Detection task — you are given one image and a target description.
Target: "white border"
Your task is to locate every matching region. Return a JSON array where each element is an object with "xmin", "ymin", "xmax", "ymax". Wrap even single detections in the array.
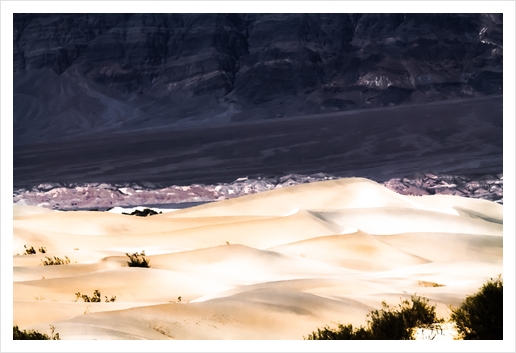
[{"xmin": 2, "ymin": 1, "xmax": 515, "ymax": 352}]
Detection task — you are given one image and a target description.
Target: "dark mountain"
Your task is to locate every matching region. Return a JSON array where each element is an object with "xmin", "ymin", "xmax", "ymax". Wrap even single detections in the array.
[{"xmin": 13, "ymin": 13, "xmax": 503, "ymax": 145}]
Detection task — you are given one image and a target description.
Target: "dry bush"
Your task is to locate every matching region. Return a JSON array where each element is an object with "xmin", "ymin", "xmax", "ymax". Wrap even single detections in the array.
[
  {"xmin": 23, "ymin": 245, "xmax": 36, "ymax": 255},
  {"xmin": 13, "ymin": 325, "xmax": 60, "ymax": 340},
  {"xmin": 75, "ymin": 289, "xmax": 115, "ymax": 303},
  {"xmin": 450, "ymin": 275, "xmax": 503, "ymax": 340},
  {"xmin": 126, "ymin": 251, "xmax": 150, "ymax": 268},
  {"xmin": 306, "ymin": 295, "xmax": 442, "ymax": 340},
  {"xmin": 41, "ymin": 256, "xmax": 70, "ymax": 266}
]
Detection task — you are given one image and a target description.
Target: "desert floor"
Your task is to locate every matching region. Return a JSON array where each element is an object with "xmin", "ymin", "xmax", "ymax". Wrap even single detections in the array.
[
  {"xmin": 14, "ymin": 95, "xmax": 503, "ymax": 189},
  {"xmin": 10, "ymin": 177, "xmax": 505, "ymax": 345}
]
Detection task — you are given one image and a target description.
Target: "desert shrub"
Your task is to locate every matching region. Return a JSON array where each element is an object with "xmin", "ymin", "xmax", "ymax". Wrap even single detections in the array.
[
  {"xmin": 105, "ymin": 295, "xmax": 117, "ymax": 303},
  {"xmin": 24, "ymin": 245, "xmax": 36, "ymax": 255},
  {"xmin": 41, "ymin": 256, "xmax": 70, "ymax": 266},
  {"xmin": 305, "ymin": 324, "xmax": 371, "ymax": 340},
  {"xmin": 75, "ymin": 289, "xmax": 101, "ymax": 303},
  {"xmin": 126, "ymin": 251, "xmax": 150, "ymax": 268},
  {"xmin": 13, "ymin": 325, "xmax": 60, "ymax": 340},
  {"xmin": 418, "ymin": 280, "xmax": 444, "ymax": 287},
  {"xmin": 450, "ymin": 276, "xmax": 503, "ymax": 340},
  {"xmin": 305, "ymin": 295, "xmax": 442, "ymax": 340},
  {"xmin": 367, "ymin": 296, "xmax": 442, "ymax": 340},
  {"xmin": 75, "ymin": 289, "xmax": 116, "ymax": 303},
  {"xmin": 38, "ymin": 246, "xmax": 46, "ymax": 254}
]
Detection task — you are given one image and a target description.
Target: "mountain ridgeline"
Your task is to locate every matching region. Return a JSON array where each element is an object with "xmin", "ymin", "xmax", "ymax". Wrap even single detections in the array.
[{"xmin": 13, "ymin": 13, "xmax": 502, "ymax": 144}]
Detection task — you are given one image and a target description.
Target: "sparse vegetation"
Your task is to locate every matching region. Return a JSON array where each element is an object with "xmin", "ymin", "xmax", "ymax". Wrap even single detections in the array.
[
  {"xmin": 13, "ymin": 325, "xmax": 60, "ymax": 340},
  {"xmin": 307, "ymin": 276, "xmax": 503, "ymax": 340},
  {"xmin": 450, "ymin": 275, "xmax": 503, "ymax": 340},
  {"xmin": 418, "ymin": 280, "xmax": 444, "ymax": 287},
  {"xmin": 41, "ymin": 256, "xmax": 71, "ymax": 266},
  {"xmin": 368, "ymin": 296, "xmax": 443, "ymax": 340},
  {"xmin": 75, "ymin": 289, "xmax": 116, "ymax": 303},
  {"xmin": 306, "ymin": 323, "xmax": 371, "ymax": 340},
  {"xmin": 305, "ymin": 295, "xmax": 442, "ymax": 340},
  {"xmin": 23, "ymin": 245, "xmax": 36, "ymax": 255},
  {"xmin": 23, "ymin": 245, "xmax": 55, "ymax": 258},
  {"xmin": 75, "ymin": 289, "xmax": 101, "ymax": 303},
  {"xmin": 105, "ymin": 295, "xmax": 117, "ymax": 303},
  {"xmin": 126, "ymin": 251, "xmax": 150, "ymax": 268}
]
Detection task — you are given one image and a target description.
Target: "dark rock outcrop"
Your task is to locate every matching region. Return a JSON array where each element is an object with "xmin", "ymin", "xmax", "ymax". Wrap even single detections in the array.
[
  {"xmin": 383, "ymin": 172, "xmax": 503, "ymax": 204},
  {"xmin": 13, "ymin": 172, "xmax": 503, "ymax": 211},
  {"xmin": 122, "ymin": 208, "xmax": 161, "ymax": 217},
  {"xmin": 14, "ymin": 14, "xmax": 503, "ymax": 144}
]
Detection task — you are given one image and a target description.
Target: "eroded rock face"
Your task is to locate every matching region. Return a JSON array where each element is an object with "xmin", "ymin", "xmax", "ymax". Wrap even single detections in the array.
[
  {"xmin": 14, "ymin": 14, "xmax": 503, "ymax": 144},
  {"xmin": 13, "ymin": 173, "xmax": 503, "ymax": 211},
  {"xmin": 383, "ymin": 172, "xmax": 503, "ymax": 203}
]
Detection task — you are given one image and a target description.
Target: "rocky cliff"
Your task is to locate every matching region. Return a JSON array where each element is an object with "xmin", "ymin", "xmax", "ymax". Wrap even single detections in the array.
[{"xmin": 13, "ymin": 13, "xmax": 503, "ymax": 145}]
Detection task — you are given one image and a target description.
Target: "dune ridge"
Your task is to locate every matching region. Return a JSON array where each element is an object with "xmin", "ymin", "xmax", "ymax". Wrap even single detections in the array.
[{"xmin": 12, "ymin": 177, "xmax": 503, "ymax": 340}]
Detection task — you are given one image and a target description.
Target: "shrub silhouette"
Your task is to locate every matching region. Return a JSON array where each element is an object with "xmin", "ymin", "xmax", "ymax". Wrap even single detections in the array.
[
  {"xmin": 38, "ymin": 246, "xmax": 46, "ymax": 254},
  {"xmin": 126, "ymin": 251, "xmax": 150, "ymax": 268},
  {"xmin": 450, "ymin": 275, "xmax": 503, "ymax": 340},
  {"xmin": 75, "ymin": 289, "xmax": 116, "ymax": 303},
  {"xmin": 122, "ymin": 208, "xmax": 161, "ymax": 216},
  {"xmin": 23, "ymin": 245, "xmax": 36, "ymax": 255},
  {"xmin": 75, "ymin": 289, "xmax": 102, "ymax": 303},
  {"xmin": 306, "ymin": 324, "xmax": 372, "ymax": 340},
  {"xmin": 105, "ymin": 295, "xmax": 117, "ymax": 303},
  {"xmin": 41, "ymin": 256, "xmax": 70, "ymax": 266},
  {"xmin": 306, "ymin": 295, "xmax": 441, "ymax": 340},
  {"xmin": 13, "ymin": 325, "xmax": 60, "ymax": 340}
]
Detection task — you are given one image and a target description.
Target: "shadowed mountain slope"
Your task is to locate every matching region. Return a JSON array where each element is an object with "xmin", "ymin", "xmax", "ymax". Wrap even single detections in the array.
[{"xmin": 14, "ymin": 13, "xmax": 502, "ymax": 144}]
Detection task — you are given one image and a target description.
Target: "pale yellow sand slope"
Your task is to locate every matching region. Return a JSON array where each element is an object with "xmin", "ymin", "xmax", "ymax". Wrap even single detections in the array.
[
  {"xmin": 14, "ymin": 210, "xmax": 273, "ymax": 236},
  {"xmin": 28, "ymin": 289, "xmax": 373, "ymax": 340},
  {"xmin": 12, "ymin": 177, "xmax": 503, "ymax": 340},
  {"xmin": 309, "ymin": 207, "xmax": 502, "ymax": 236},
  {"xmin": 166, "ymin": 178, "xmax": 434, "ymax": 218},
  {"xmin": 141, "ymin": 210, "xmax": 339, "ymax": 250},
  {"xmin": 268, "ymin": 230, "xmax": 430, "ymax": 271},
  {"xmin": 13, "ymin": 210, "xmax": 336, "ymax": 255},
  {"xmin": 377, "ymin": 232, "xmax": 502, "ymax": 263}
]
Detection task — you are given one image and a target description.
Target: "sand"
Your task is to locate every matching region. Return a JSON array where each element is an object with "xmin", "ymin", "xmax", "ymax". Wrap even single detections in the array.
[{"xmin": 10, "ymin": 177, "xmax": 505, "ymax": 343}]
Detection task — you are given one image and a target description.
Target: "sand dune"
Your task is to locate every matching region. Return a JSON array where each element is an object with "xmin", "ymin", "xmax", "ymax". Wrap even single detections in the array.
[
  {"xmin": 377, "ymin": 232, "xmax": 502, "ymax": 263},
  {"xmin": 167, "ymin": 178, "xmax": 426, "ymax": 218},
  {"xmin": 27, "ymin": 289, "xmax": 373, "ymax": 340},
  {"xmin": 147, "ymin": 244, "xmax": 354, "ymax": 282},
  {"xmin": 309, "ymin": 207, "xmax": 502, "ymax": 236},
  {"xmin": 14, "ymin": 209, "xmax": 274, "ymax": 236},
  {"xmin": 154, "ymin": 210, "xmax": 340, "ymax": 250},
  {"xmin": 11, "ymin": 177, "xmax": 504, "ymax": 340},
  {"xmin": 191, "ymin": 277, "xmax": 401, "ymax": 304},
  {"xmin": 13, "ymin": 210, "xmax": 334, "ymax": 255},
  {"xmin": 13, "ymin": 301, "xmax": 149, "ymax": 329},
  {"xmin": 409, "ymin": 194, "xmax": 503, "ymax": 224},
  {"xmin": 269, "ymin": 230, "xmax": 430, "ymax": 271}
]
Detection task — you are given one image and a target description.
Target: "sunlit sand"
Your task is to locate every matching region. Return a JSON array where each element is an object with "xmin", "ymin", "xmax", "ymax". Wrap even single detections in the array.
[{"xmin": 12, "ymin": 177, "xmax": 503, "ymax": 340}]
